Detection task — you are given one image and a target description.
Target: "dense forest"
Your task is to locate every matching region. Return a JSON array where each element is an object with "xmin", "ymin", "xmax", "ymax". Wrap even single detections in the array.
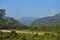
[{"xmin": 0, "ymin": 9, "xmax": 60, "ymax": 40}]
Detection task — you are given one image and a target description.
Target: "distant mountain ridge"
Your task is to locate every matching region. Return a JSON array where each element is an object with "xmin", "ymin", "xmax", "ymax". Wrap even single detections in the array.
[
  {"xmin": 30, "ymin": 13, "xmax": 60, "ymax": 27},
  {"xmin": 18, "ymin": 17, "xmax": 38, "ymax": 25}
]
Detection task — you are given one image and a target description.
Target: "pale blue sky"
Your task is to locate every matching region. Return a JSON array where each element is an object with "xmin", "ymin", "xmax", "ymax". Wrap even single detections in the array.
[{"xmin": 0, "ymin": 0, "xmax": 60, "ymax": 19}]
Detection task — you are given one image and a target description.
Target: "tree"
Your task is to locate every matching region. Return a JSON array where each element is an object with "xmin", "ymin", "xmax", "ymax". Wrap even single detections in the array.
[
  {"xmin": 0, "ymin": 9, "xmax": 6, "ymax": 29},
  {"xmin": 0, "ymin": 9, "xmax": 6, "ymax": 19},
  {"xmin": 7, "ymin": 17, "xmax": 22, "ymax": 29}
]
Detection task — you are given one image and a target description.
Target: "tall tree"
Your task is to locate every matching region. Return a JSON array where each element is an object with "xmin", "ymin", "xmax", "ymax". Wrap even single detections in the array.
[
  {"xmin": 0, "ymin": 9, "xmax": 6, "ymax": 29},
  {"xmin": 0, "ymin": 9, "xmax": 6, "ymax": 19},
  {"xmin": 7, "ymin": 17, "xmax": 21, "ymax": 29}
]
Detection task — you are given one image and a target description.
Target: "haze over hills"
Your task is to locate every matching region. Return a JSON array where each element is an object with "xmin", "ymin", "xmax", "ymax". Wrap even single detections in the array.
[
  {"xmin": 18, "ymin": 17, "xmax": 38, "ymax": 25},
  {"xmin": 30, "ymin": 13, "xmax": 60, "ymax": 27}
]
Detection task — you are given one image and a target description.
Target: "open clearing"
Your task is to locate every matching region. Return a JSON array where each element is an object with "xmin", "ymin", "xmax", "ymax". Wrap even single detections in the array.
[{"xmin": 1, "ymin": 30, "xmax": 57, "ymax": 35}]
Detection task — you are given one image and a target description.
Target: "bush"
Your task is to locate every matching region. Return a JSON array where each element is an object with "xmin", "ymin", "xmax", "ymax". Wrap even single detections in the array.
[
  {"xmin": 34, "ymin": 32, "xmax": 39, "ymax": 37},
  {"xmin": 0, "ymin": 30, "xmax": 3, "ymax": 35},
  {"xmin": 44, "ymin": 33, "xmax": 50, "ymax": 36},
  {"xmin": 10, "ymin": 30, "xmax": 18, "ymax": 37},
  {"xmin": 22, "ymin": 34, "xmax": 26, "ymax": 40},
  {"xmin": 57, "ymin": 31, "xmax": 60, "ymax": 34}
]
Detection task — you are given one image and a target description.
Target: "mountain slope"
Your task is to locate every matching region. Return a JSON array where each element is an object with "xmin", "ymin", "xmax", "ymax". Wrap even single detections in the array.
[
  {"xmin": 30, "ymin": 13, "xmax": 60, "ymax": 27},
  {"xmin": 18, "ymin": 17, "xmax": 38, "ymax": 25}
]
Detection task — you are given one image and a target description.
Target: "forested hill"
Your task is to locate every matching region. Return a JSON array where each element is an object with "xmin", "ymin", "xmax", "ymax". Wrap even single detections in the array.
[
  {"xmin": 0, "ymin": 9, "xmax": 27, "ymax": 29},
  {"xmin": 30, "ymin": 13, "xmax": 60, "ymax": 27}
]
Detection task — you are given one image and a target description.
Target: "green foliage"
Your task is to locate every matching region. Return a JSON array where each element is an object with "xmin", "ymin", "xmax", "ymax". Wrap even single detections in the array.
[
  {"xmin": 0, "ymin": 9, "xmax": 60, "ymax": 40},
  {"xmin": 10, "ymin": 30, "xmax": 18, "ymax": 36},
  {"xmin": 44, "ymin": 32, "xmax": 50, "ymax": 36},
  {"xmin": 33, "ymin": 32, "xmax": 39, "ymax": 37},
  {"xmin": 0, "ymin": 9, "xmax": 24, "ymax": 29},
  {"xmin": 29, "ymin": 13, "xmax": 60, "ymax": 32},
  {"xmin": 0, "ymin": 9, "xmax": 6, "ymax": 18},
  {"xmin": 22, "ymin": 35, "xmax": 26, "ymax": 40},
  {"xmin": 0, "ymin": 32, "xmax": 59, "ymax": 40},
  {"xmin": 0, "ymin": 30, "xmax": 3, "ymax": 35}
]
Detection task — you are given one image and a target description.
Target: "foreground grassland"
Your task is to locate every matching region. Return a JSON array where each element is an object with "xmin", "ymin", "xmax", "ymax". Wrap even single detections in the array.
[
  {"xmin": 1, "ymin": 30, "xmax": 49, "ymax": 35},
  {"xmin": 0, "ymin": 30, "xmax": 60, "ymax": 40}
]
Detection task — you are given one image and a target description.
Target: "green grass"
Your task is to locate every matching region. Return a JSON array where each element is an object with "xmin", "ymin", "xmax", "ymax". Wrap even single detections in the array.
[
  {"xmin": 1, "ymin": 30, "xmax": 57, "ymax": 35},
  {"xmin": 0, "ymin": 30, "xmax": 59, "ymax": 40}
]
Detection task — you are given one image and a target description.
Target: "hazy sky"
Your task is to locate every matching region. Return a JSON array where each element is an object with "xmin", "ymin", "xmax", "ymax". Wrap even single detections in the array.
[{"xmin": 0, "ymin": 0, "xmax": 60, "ymax": 19}]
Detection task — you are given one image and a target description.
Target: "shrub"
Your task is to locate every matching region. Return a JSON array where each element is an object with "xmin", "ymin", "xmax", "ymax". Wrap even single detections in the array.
[
  {"xmin": 0, "ymin": 30, "xmax": 3, "ymax": 35},
  {"xmin": 10, "ymin": 30, "xmax": 18, "ymax": 37},
  {"xmin": 44, "ymin": 32, "xmax": 50, "ymax": 36},
  {"xmin": 22, "ymin": 34, "xmax": 26, "ymax": 40}
]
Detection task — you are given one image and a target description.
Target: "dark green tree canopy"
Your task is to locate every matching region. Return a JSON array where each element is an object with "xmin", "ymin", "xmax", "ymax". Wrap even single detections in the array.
[{"xmin": 0, "ymin": 9, "xmax": 6, "ymax": 18}]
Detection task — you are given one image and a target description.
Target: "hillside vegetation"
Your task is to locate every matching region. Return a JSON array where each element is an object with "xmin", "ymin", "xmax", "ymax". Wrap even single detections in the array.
[
  {"xmin": 0, "ymin": 9, "xmax": 28, "ymax": 29},
  {"xmin": 30, "ymin": 13, "xmax": 60, "ymax": 32},
  {"xmin": 0, "ymin": 9, "xmax": 60, "ymax": 40}
]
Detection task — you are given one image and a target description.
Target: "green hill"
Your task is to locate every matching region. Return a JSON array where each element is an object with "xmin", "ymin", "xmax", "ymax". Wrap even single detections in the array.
[
  {"xmin": 30, "ymin": 13, "xmax": 60, "ymax": 27},
  {"xmin": 0, "ymin": 9, "xmax": 27, "ymax": 29}
]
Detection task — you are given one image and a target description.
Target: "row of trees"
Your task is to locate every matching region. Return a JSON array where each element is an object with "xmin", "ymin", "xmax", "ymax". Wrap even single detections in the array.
[{"xmin": 29, "ymin": 25, "xmax": 60, "ymax": 33}]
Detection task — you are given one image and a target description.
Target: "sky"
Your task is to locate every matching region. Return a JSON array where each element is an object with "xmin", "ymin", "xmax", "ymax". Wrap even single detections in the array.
[{"xmin": 0, "ymin": 0, "xmax": 60, "ymax": 19}]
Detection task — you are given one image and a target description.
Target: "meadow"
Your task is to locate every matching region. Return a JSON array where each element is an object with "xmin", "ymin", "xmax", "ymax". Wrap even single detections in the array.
[{"xmin": 0, "ymin": 30, "xmax": 60, "ymax": 40}]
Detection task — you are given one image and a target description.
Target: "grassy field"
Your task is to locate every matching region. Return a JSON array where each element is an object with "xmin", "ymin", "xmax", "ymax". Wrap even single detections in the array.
[
  {"xmin": 1, "ymin": 30, "xmax": 57, "ymax": 35},
  {"xmin": 0, "ymin": 30, "xmax": 59, "ymax": 40}
]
